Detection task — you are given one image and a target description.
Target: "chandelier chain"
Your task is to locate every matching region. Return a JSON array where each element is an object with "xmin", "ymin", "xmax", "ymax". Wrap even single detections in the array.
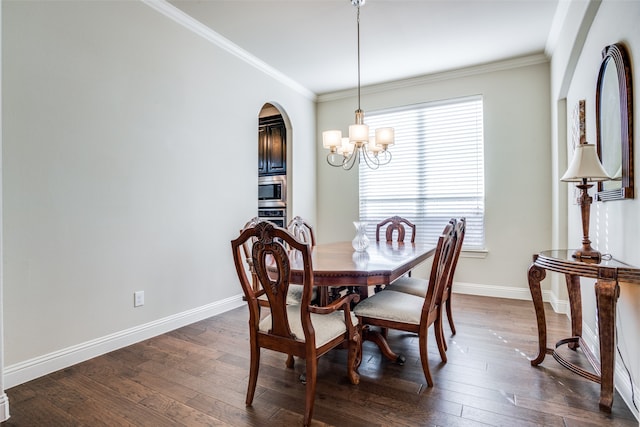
[{"xmin": 357, "ymin": 3, "xmax": 361, "ymax": 112}]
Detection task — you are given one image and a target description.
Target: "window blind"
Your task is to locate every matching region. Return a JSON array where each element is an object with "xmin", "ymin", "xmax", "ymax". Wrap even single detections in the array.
[{"xmin": 359, "ymin": 96, "xmax": 485, "ymax": 249}]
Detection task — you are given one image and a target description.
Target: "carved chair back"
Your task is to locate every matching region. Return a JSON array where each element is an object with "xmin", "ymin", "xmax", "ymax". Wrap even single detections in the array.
[
  {"xmin": 287, "ymin": 215, "xmax": 316, "ymax": 247},
  {"xmin": 376, "ymin": 216, "xmax": 416, "ymax": 243}
]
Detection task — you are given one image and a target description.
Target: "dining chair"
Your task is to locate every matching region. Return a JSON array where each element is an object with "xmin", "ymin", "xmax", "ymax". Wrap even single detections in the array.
[
  {"xmin": 386, "ymin": 218, "xmax": 466, "ymax": 343},
  {"xmin": 376, "ymin": 215, "xmax": 416, "ymax": 245},
  {"xmin": 286, "ymin": 216, "xmax": 319, "ymax": 305},
  {"xmin": 240, "ymin": 217, "xmax": 308, "ymax": 306},
  {"xmin": 375, "ymin": 216, "xmax": 416, "ymax": 293},
  {"xmin": 287, "ymin": 215, "xmax": 316, "ymax": 247},
  {"xmin": 353, "ymin": 220, "xmax": 458, "ymax": 386},
  {"xmin": 231, "ymin": 221, "xmax": 361, "ymax": 427}
]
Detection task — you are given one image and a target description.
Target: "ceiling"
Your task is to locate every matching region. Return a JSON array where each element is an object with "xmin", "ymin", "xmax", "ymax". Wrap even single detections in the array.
[{"xmin": 170, "ymin": 0, "xmax": 561, "ymax": 95}]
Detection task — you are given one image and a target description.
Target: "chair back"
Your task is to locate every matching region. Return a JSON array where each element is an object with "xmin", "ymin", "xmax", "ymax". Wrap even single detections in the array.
[
  {"xmin": 376, "ymin": 216, "xmax": 416, "ymax": 243},
  {"xmin": 287, "ymin": 216, "xmax": 316, "ymax": 247},
  {"xmin": 421, "ymin": 219, "xmax": 457, "ymax": 317},
  {"xmin": 232, "ymin": 221, "xmax": 315, "ymax": 341},
  {"xmin": 446, "ymin": 218, "xmax": 466, "ymax": 290},
  {"xmin": 239, "ymin": 217, "xmax": 261, "ymax": 292}
]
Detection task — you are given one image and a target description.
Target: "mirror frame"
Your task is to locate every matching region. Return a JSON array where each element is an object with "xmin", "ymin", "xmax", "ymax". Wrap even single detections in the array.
[{"xmin": 595, "ymin": 43, "xmax": 634, "ymax": 201}]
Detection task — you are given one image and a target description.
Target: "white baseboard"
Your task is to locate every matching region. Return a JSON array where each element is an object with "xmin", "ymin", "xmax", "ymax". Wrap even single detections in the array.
[
  {"xmin": 0, "ymin": 393, "xmax": 9, "ymax": 422},
  {"xmin": 3, "ymin": 295, "xmax": 245, "ymax": 389},
  {"xmin": 453, "ymin": 281, "xmax": 565, "ymax": 310},
  {"xmin": 579, "ymin": 321, "xmax": 640, "ymax": 421}
]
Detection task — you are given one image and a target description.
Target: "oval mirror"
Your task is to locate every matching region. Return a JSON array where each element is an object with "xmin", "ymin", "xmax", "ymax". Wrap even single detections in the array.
[{"xmin": 595, "ymin": 43, "xmax": 634, "ymax": 201}]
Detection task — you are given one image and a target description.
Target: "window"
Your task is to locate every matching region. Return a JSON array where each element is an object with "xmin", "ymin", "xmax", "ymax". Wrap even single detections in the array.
[{"xmin": 359, "ymin": 96, "xmax": 485, "ymax": 249}]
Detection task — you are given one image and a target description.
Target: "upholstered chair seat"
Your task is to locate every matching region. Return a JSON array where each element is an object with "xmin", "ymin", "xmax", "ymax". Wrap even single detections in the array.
[
  {"xmin": 259, "ymin": 305, "xmax": 359, "ymax": 347},
  {"xmin": 354, "ymin": 290, "xmax": 424, "ymax": 325},
  {"xmin": 385, "ymin": 276, "xmax": 428, "ymax": 298}
]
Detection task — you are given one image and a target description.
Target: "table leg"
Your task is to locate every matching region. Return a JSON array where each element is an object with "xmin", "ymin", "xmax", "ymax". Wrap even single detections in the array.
[
  {"xmin": 565, "ymin": 274, "xmax": 582, "ymax": 350},
  {"xmin": 362, "ymin": 326, "xmax": 406, "ymax": 364},
  {"xmin": 595, "ymin": 277, "xmax": 619, "ymax": 412},
  {"xmin": 528, "ymin": 260, "xmax": 548, "ymax": 366}
]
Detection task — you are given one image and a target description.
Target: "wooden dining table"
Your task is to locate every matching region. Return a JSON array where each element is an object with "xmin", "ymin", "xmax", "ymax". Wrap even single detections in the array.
[
  {"xmin": 287, "ymin": 240, "xmax": 436, "ymax": 363},
  {"xmin": 287, "ymin": 240, "xmax": 436, "ymax": 304}
]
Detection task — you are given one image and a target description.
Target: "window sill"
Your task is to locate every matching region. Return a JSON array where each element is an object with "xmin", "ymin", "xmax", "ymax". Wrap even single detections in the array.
[{"xmin": 461, "ymin": 249, "xmax": 488, "ymax": 259}]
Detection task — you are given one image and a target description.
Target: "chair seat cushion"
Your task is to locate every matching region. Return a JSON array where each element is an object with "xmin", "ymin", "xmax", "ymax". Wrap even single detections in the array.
[
  {"xmin": 354, "ymin": 290, "xmax": 424, "ymax": 325},
  {"xmin": 257, "ymin": 284, "xmax": 316, "ymax": 305},
  {"xmin": 259, "ymin": 305, "xmax": 358, "ymax": 347},
  {"xmin": 385, "ymin": 276, "xmax": 428, "ymax": 298},
  {"xmin": 286, "ymin": 284, "xmax": 317, "ymax": 305}
]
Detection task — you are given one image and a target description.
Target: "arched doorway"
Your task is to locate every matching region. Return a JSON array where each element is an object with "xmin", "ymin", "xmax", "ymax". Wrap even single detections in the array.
[{"xmin": 258, "ymin": 103, "xmax": 289, "ymax": 227}]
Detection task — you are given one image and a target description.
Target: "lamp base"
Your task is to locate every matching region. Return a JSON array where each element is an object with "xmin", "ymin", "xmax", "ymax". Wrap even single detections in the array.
[{"xmin": 571, "ymin": 248, "xmax": 602, "ymax": 263}]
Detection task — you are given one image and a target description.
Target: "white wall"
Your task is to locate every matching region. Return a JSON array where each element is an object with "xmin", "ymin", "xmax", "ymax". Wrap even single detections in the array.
[
  {"xmin": 1, "ymin": 0, "xmax": 316, "ymax": 385},
  {"xmin": 559, "ymin": 0, "xmax": 640, "ymax": 417},
  {"xmin": 317, "ymin": 59, "xmax": 553, "ymax": 298}
]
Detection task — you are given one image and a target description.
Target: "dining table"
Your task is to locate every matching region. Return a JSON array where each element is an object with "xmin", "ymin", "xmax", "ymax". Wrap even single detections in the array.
[
  {"xmin": 287, "ymin": 240, "xmax": 436, "ymax": 302},
  {"xmin": 287, "ymin": 240, "xmax": 437, "ymax": 362}
]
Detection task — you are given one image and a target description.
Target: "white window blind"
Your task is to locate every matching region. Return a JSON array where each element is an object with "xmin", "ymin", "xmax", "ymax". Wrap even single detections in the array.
[{"xmin": 359, "ymin": 96, "xmax": 485, "ymax": 249}]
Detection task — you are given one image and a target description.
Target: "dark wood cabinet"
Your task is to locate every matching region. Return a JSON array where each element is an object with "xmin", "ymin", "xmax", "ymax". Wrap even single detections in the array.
[{"xmin": 258, "ymin": 116, "xmax": 286, "ymax": 176}]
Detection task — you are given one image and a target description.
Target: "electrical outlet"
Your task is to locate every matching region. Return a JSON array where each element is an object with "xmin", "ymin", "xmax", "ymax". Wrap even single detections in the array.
[{"xmin": 134, "ymin": 291, "xmax": 144, "ymax": 307}]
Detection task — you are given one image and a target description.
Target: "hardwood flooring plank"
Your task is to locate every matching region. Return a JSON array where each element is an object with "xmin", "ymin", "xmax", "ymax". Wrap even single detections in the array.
[{"xmin": 515, "ymin": 395, "xmax": 639, "ymax": 427}]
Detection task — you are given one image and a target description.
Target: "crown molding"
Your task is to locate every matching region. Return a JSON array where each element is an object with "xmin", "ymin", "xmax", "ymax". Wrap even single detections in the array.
[
  {"xmin": 142, "ymin": 0, "xmax": 316, "ymax": 101},
  {"xmin": 318, "ymin": 53, "xmax": 549, "ymax": 103}
]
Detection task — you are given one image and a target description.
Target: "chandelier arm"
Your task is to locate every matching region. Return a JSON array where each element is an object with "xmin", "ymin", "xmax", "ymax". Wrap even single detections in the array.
[
  {"xmin": 377, "ymin": 149, "xmax": 392, "ymax": 166},
  {"xmin": 361, "ymin": 146, "xmax": 381, "ymax": 170},
  {"xmin": 326, "ymin": 154, "xmax": 341, "ymax": 167},
  {"xmin": 342, "ymin": 149, "xmax": 358, "ymax": 170},
  {"xmin": 326, "ymin": 150, "xmax": 348, "ymax": 167}
]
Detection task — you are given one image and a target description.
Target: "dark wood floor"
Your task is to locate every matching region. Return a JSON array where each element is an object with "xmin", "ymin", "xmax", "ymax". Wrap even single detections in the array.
[{"xmin": 3, "ymin": 294, "xmax": 637, "ymax": 426}]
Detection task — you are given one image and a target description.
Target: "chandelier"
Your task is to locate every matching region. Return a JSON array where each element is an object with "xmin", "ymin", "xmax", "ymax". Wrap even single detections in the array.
[{"xmin": 322, "ymin": 0, "xmax": 395, "ymax": 170}]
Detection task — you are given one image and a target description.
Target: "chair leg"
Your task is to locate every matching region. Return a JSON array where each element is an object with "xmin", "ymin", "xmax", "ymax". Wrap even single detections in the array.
[
  {"xmin": 446, "ymin": 295, "xmax": 456, "ymax": 335},
  {"xmin": 418, "ymin": 333, "xmax": 434, "ymax": 387},
  {"xmin": 286, "ymin": 354, "xmax": 294, "ymax": 368},
  {"xmin": 246, "ymin": 344, "xmax": 260, "ymax": 405},
  {"xmin": 303, "ymin": 358, "xmax": 318, "ymax": 427},
  {"xmin": 347, "ymin": 327, "xmax": 361, "ymax": 384},
  {"xmin": 435, "ymin": 310, "xmax": 448, "ymax": 363}
]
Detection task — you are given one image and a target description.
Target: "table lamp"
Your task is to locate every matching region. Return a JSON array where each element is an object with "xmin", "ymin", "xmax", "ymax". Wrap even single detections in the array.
[{"xmin": 561, "ymin": 143, "xmax": 611, "ymax": 262}]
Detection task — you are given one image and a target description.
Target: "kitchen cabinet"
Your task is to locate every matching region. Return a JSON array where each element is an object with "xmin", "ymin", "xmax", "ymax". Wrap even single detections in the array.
[{"xmin": 258, "ymin": 116, "xmax": 286, "ymax": 176}]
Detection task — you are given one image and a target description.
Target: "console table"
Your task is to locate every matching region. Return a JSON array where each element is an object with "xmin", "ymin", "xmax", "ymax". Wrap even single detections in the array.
[{"xmin": 527, "ymin": 250, "xmax": 640, "ymax": 411}]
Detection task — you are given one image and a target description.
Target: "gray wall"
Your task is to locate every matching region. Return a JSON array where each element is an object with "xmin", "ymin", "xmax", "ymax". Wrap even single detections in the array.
[{"xmin": 2, "ymin": 0, "xmax": 316, "ymax": 378}]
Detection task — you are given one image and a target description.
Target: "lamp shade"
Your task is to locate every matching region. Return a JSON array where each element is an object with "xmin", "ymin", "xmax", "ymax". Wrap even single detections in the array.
[
  {"xmin": 561, "ymin": 144, "xmax": 611, "ymax": 182},
  {"xmin": 349, "ymin": 124, "xmax": 369, "ymax": 143},
  {"xmin": 339, "ymin": 137, "xmax": 354, "ymax": 156},
  {"xmin": 322, "ymin": 130, "xmax": 342, "ymax": 149},
  {"xmin": 375, "ymin": 127, "xmax": 395, "ymax": 147}
]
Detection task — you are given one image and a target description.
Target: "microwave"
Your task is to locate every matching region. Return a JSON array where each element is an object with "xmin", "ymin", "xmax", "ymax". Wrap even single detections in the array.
[{"xmin": 258, "ymin": 175, "xmax": 286, "ymax": 208}]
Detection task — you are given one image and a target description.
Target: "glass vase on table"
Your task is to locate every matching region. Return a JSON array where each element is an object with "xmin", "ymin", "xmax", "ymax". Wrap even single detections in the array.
[{"xmin": 352, "ymin": 221, "xmax": 369, "ymax": 252}]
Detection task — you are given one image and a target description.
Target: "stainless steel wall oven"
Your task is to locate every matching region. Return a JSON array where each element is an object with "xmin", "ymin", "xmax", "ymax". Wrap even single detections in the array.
[{"xmin": 258, "ymin": 175, "xmax": 286, "ymax": 208}]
